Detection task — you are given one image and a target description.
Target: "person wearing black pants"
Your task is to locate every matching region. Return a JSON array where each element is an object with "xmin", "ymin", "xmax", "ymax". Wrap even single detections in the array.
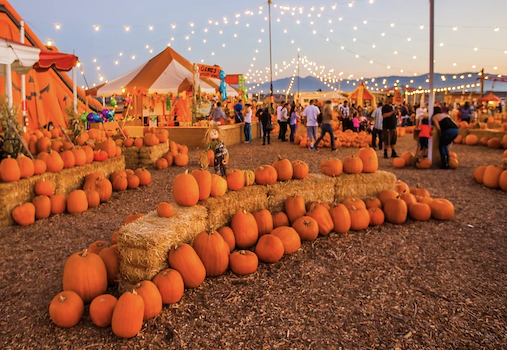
[
  {"xmin": 259, "ymin": 103, "xmax": 271, "ymax": 145},
  {"xmin": 279, "ymin": 103, "xmax": 289, "ymax": 142},
  {"xmin": 314, "ymin": 101, "xmax": 336, "ymax": 151},
  {"xmin": 371, "ymin": 102, "xmax": 383, "ymax": 150}
]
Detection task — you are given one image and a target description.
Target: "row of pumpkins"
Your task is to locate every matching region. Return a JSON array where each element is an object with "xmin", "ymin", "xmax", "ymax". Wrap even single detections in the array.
[
  {"xmin": 473, "ymin": 163, "xmax": 507, "ymax": 191},
  {"xmin": 49, "ymin": 179, "xmax": 454, "ymax": 338},
  {"xmin": 454, "ymin": 134, "xmax": 507, "ymax": 149},
  {"xmin": 393, "ymin": 151, "xmax": 460, "ymax": 169},
  {"xmin": 458, "ymin": 120, "xmax": 507, "ymax": 131},
  {"xmin": 155, "ymin": 142, "xmax": 191, "ymax": 169},
  {"xmin": 171, "ymin": 148, "xmax": 379, "ymax": 208},
  {"xmin": 11, "ymin": 168, "xmax": 152, "ymax": 226}
]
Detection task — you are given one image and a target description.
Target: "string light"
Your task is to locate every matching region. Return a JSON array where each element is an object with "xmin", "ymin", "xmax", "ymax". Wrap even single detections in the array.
[
  {"xmin": 94, "ymin": 25, "xmax": 99, "ymax": 31},
  {"xmin": 125, "ymin": 25, "xmax": 130, "ymax": 32},
  {"xmin": 55, "ymin": 23, "xmax": 60, "ymax": 30}
]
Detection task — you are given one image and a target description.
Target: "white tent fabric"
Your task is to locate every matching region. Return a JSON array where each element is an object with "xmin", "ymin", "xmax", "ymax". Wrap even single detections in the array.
[
  {"xmin": 0, "ymin": 38, "xmax": 40, "ymax": 77},
  {"xmin": 96, "ymin": 61, "xmax": 149, "ymax": 96},
  {"xmin": 148, "ymin": 60, "xmax": 217, "ymax": 94}
]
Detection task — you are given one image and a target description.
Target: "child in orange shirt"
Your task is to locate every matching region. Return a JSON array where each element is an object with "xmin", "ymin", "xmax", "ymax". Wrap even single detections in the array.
[{"xmin": 417, "ymin": 117, "xmax": 431, "ymax": 162}]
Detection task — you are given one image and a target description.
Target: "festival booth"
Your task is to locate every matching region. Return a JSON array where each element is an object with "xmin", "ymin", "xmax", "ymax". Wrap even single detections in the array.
[
  {"xmin": 349, "ymin": 81, "xmax": 376, "ymax": 107},
  {"xmin": 96, "ymin": 47, "xmax": 258, "ymax": 148}
]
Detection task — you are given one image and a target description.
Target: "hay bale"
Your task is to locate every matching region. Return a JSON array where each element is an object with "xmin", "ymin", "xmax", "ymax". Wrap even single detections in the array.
[
  {"xmin": 200, "ymin": 185, "xmax": 269, "ymax": 230},
  {"xmin": 334, "ymin": 170, "xmax": 396, "ymax": 202},
  {"xmin": 466, "ymin": 129, "xmax": 507, "ymax": 141},
  {"xmin": 138, "ymin": 142, "xmax": 169, "ymax": 168},
  {"xmin": 121, "ymin": 146, "xmax": 141, "ymax": 170},
  {"xmin": 267, "ymin": 174, "xmax": 336, "ymax": 212},
  {"xmin": 119, "ymin": 261, "xmax": 168, "ymax": 286}
]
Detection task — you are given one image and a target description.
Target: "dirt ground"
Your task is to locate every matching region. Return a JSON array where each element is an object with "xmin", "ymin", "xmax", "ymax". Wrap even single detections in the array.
[{"xmin": 1, "ymin": 132, "xmax": 506, "ymax": 350}]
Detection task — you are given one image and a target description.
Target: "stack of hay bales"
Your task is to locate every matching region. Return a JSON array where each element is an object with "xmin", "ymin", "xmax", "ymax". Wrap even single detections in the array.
[
  {"xmin": 121, "ymin": 146, "xmax": 140, "ymax": 170},
  {"xmin": 334, "ymin": 170, "xmax": 396, "ymax": 202},
  {"xmin": 121, "ymin": 142, "xmax": 169, "ymax": 169},
  {"xmin": 117, "ymin": 204, "xmax": 208, "ymax": 293}
]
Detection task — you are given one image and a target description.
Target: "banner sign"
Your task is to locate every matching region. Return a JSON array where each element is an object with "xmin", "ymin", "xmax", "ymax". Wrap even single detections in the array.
[{"xmin": 197, "ymin": 64, "xmax": 221, "ymax": 79}]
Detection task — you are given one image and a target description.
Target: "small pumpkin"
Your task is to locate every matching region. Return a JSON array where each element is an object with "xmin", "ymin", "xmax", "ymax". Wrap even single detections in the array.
[
  {"xmin": 272, "ymin": 155, "xmax": 293, "ymax": 181},
  {"xmin": 33, "ymin": 195, "xmax": 51, "ymax": 220},
  {"xmin": 254, "ymin": 165, "xmax": 277, "ymax": 185},
  {"xmin": 157, "ymin": 202, "xmax": 174, "ymax": 218},
  {"xmin": 410, "ymin": 185, "xmax": 430, "ymax": 198},
  {"xmin": 72, "ymin": 147, "xmax": 87, "ymax": 166},
  {"xmin": 88, "ymin": 241, "xmax": 109, "ymax": 255},
  {"xmin": 168, "ymin": 244, "xmax": 206, "ymax": 288},
  {"xmin": 50, "ymin": 194, "xmax": 66, "ymax": 215},
  {"xmin": 499, "ymin": 170, "xmax": 507, "ymax": 191},
  {"xmin": 307, "ymin": 204, "xmax": 334, "ymax": 235},
  {"xmin": 153, "ymin": 269, "xmax": 184, "ymax": 304},
  {"xmin": 292, "ymin": 160, "xmax": 309, "ymax": 179},
  {"xmin": 429, "ymin": 198, "xmax": 454, "ymax": 221},
  {"xmin": 416, "ymin": 158, "xmax": 432, "ymax": 169},
  {"xmin": 342, "ymin": 155, "xmax": 363, "ymax": 174},
  {"xmin": 342, "ymin": 197, "xmax": 366, "ymax": 210},
  {"xmin": 35, "ymin": 180, "xmax": 55, "ymax": 196},
  {"xmin": 111, "ymin": 291, "xmax": 145, "ymax": 338},
  {"xmin": 193, "ymin": 230, "xmax": 230, "ymax": 277},
  {"xmin": 0, "ymin": 156, "xmax": 21, "ymax": 182},
  {"xmin": 329, "ymin": 203, "xmax": 351, "ymax": 233},
  {"xmin": 357, "ymin": 146, "xmax": 378, "ymax": 173},
  {"xmin": 98, "ymin": 245, "xmax": 119, "ymax": 285},
  {"xmin": 174, "ymin": 153, "xmax": 189, "ymax": 167},
  {"xmin": 271, "ymin": 226, "xmax": 301, "ymax": 254},
  {"xmin": 218, "ymin": 226, "xmax": 236, "ymax": 252},
  {"xmin": 127, "ymin": 174, "xmax": 140, "ymax": 189},
  {"xmin": 401, "ymin": 151, "xmax": 414, "ymax": 166},
  {"xmin": 394, "ymin": 180, "xmax": 410, "ymax": 194},
  {"xmin": 191, "ymin": 169, "xmax": 212, "ymax": 200},
  {"xmin": 255, "ymin": 234, "xmax": 284, "ymax": 263},
  {"xmin": 85, "ymin": 189, "xmax": 100, "ymax": 208},
  {"xmin": 155, "ymin": 158, "xmax": 168, "ymax": 170},
  {"xmin": 132, "ymin": 280, "xmax": 162, "ymax": 320},
  {"xmin": 12, "ymin": 202, "xmax": 36, "ymax": 226},
  {"xmin": 124, "ymin": 213, "xmax": 145, "ymax": 225},
  {"xmin": 33, "ymin": 159, "xmax": 47, "ymax": 175},
  {"xmin": 292, "ymin": 216, "xmax": 319, "ymax": 241},
  {"xmin": 285, "ymin": 195, "xmax": 306, "ymax": 225},
  {"xmin": 365, "ymin": 197, "xmax": 382, "ymax": 209},
  {"xmin": 173, "ymin": 170, "xmax": 199, "ymax": 206},
  {"xmin": 473, "ymin": 166, "xmax": 487, "ymax": 184},
  {"xmin": 112, "ymin": 176, "xmax": 128, "ymax": 191},
  {"xmin": 252, "ymin": 209, "xmax": 274, "ymax": 236},
  {"xmin": 243, "ymin": 170, "xmax": 256, "ymax": 186},
  {"xmin": 378, "ymin": 189, "xmax": 399, "ymax": 206},
  {"xmin": 408, "ymin": 202, "xmax": 432, "ymax": 221},
  {"xmin": 17, "ymin": 154, "xmax": 34, "ymax": 178},
  {"xmin": 320, "ymin": 158, "xmax": 343, "ymax": 177},
  {"xmin": 368, "ymin": 207, "xmax": 385, "ymax": 226},
  {"xmin": 483, "ymin": 165, "xmax": 503, "ymax": 189},
  {"xmin": 272, "ymin": 211, "xmax": 290, "ymax": 228},
  {"xmin": 49, "ymin": 291, "xmax": 84, "ymax": 328},
  {"xmin": 231, "ymin": 210, "xmax": 259, "ymax": 249},
  {"xmin": 229, "ymin": 250, "xmax": 258, "ymax": 275},
  {"xmin": 60, "ymin": 150, "xmax": 76, "ymax": 169},
  {"xmin": 89, "ymin": 294, "xmax": 117, "ymax": 327},
  {"xmin": 210, "ymin": 174, "xmax": 227, "ymax": 197},
  {"xmin": 393, "ymin": 157, "xmax": 406, "ymax": 168},
  {"xmin": 348, "ymin": 206, "xmax": 370, "ymax": 230},
  {"xmin": 135, "ymin": 168, "xmax": 151, "ymax": 185},
  {"xmin": 226, "ymin": 169, "xmax": 245, "ymax": 191},
  {"xmin": 45, "ymin": 150, "xmax": 64, "ymax": 173},
  {"xmin": 383, "ymin": 197, "xmax": 408, "ymax": 225}
]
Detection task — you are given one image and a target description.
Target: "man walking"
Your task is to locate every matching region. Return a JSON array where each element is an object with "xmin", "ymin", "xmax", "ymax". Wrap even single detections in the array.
[
  {"xmin": 276, "ymin": 102, "xmax": 284, "ymax": 139},
  {"xmin": 302, "ymin": 100, "xmax": 319, "ymax": 150},
  {"xmin": 339, "ymin": 100, "xmax": 350, "ymax": 131},
  {"xmin": 382, "ymin": 96, "xmax": 399, "ymax": 158},
  {"xmin": 314, "ymin": 101, "xmax": 336, "ymax": 151},
  {"xmin": 371, "ymin": 102, "xmax": 383, "ymax": 150}
]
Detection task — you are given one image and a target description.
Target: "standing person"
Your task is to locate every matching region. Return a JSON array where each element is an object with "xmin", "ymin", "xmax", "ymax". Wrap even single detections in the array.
[
  {"xmin": 382, "ymin": 95, "xmax": 399, "ymax": 158},
  {"xmin": 352, "ymin": 114, "xmax": 360, "ymax": 132},
  {"xmin": 256, "ymin": 102, "xmax": 264, "ymax": 137},
  {"xmin": 302, "ymin": 100, "xmax": 320, "ymax": 149},
  {"xmin": 289, "ymin": 106, "xmax": 300, "ymax": 142},
  {"xmin": 371, "ymin": 102, "xmax": 383, "ymax": 150},
  {"xmin": 416, "ymin": 117, "xmax": 432, "ymax": 162},
  {"xmin": 276, "ymin": 102, "xmax": 284, "ymax": 139},
  {"xmin": 234, "ymin": 99, "xmax": 244, "ymax": 123},
  {"xmin": 441, "ymin": 102, "xmax": 449, "ymax": 114},
  {"xmin": 400, "ymin": 103, "xmax": 409, "ymax": 126},
  {"xmin": 432, "ymin": 106, "xmax": 459, "ymax": 169},
  {"xmin": 314, "ymin": 101, "xmax": 336, "ymax": 151},
  {"xmin": 243, "ymin": 103, "xmax": 252, "ymax": 143},
  {"xmin": 339, "ymin": 100, "xmax": 350, "ymax": 131},
  {"xmin": 279, "ymin": 103, "xmax": 289, "ymax": 142},
  {"xmin": 210, "ymin": 102, "xmax": 226, "ymax": 125},
  {"xmin": 259, "ymin": 103, "xmax": 272, "ymax": 145},
  {"xmin": 459, "ymin": 102, "xmax": 472, "ymax": 123}
]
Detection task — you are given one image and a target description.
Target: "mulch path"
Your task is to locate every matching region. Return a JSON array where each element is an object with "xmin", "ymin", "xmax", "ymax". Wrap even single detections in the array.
[{"xmin": 1, "ymin": 133, "xmax": 506, "ymax": 349}]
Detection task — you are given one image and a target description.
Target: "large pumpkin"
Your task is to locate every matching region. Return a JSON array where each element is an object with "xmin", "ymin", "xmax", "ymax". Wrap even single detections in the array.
[
  {"xmin": 285, "ymin": 195, "xmax": 306, "ymax": 225},
  {"xmin": 33, "ymin": 159, "xmax": 47, "ymax": 175},
  {"xmin": 229, "ymin": 250, "xmax": 258, "ymax": 275},
  {"xmin": 33, "ymin": 195, "xmax": 51, "ymax": 220},
  {"xmin": 132, "ymin": 280, "xmax": 162, "ymax": 320},
  {"xmin": 342, "ymin": 155, "xmax": 363, "ymax": 174},
  {"xmin": 254, "ymin": 165, "xmax": 277, "ymax": 185},
  {"xmin": 348, "ymin": 206, "xmax": 370, "ymax": 230},
  {"xmin": 17, "ymin": 154, "xmax": 34, "ymax": 178},
  {"xmin": 231, "ymin": 210, "xmax": 259, "ymax": 249},
  {"xmin": 292, "ymin": 160, "xmax": 309, "ymax": 179},
  {"xmin": 292, "ymin": 216, "xmax": 319, "ymax": 241},
  {"xmin": 383, "ymin": 197, "xmax": 407, "ymax": 225},
  {"xmin": 98, "ymin": 245, "xmax": 119, "ymax": 285},
  {"xmin": 60, "ymin": 150, "xmax": 76, "ymax": 169},
  {"xmin": 143, "ymin": 133, "xmax": 160, "ymax": 147},
  {"xmin": 173, "ymin": 170, "xmax": 199, "ymax": 206},
  {"xmin": 329, "ymin": 203, "xmax": 351, "ymax": 233},
  {"xmin": 272, "ymin": 155, "xmax": 293, "ymax": 181},
  {"xmin": 153, "ymin": 269, "xmax": 184, "ymax": 304},
  {"xmin": 83, "ymin": 178, "xmax": 112, "ymax": 203},
  {"xmin": 378, "ymin": 190, "xmax": 399, "ymax": 206},
  {"xmin": 71, "ymin": 147, "xmax": 87, "ymax": 166},
  {"xmin": 35, "ymin": 180, "xmax": 54, "ymax": 196},
  {"xmin": 135, "ymin": 168, "xmax": 151, "ymax": 185},
  {"xmin": 192, "ymin": 230, "xmax": 230, "ymax": 277},
  {"xmin": 191, "ymin": 169, "xmax": 212, "ymax": 200},
  {"xmin": 168, "ymin": 244, "xmax": 206, "ymax": 288},
  {"xmin": 174, "ymin": 153, "xmax": 189, "ymax": 167},
  {"xmin": 111, "ymin": 291, "xmax": 145, "ymax": 338},
  {"xmin": 45, "ymin": 150, "xmax": 64, "ymax": 173},
  {"xmin": 368, "ymin": 207, "xmax": 385, "ymax": 226},
  {"xmin": 429, "ymin": 198, "xmax": 454, "ymax": 220},
  {"xmin": 473, "ymin": 166, "xmax": 487, "ymax": 184},
  {"xmin": 271, "ymin": 226, "xmax": 301, "ymax": 254},
  {"xmin": 272, "ymin": 211, "xmax": 290, "ymax": 228},
  {"xmin": 226, "ymin": 169, "xmax": 245, "ymax": 191},
  {"xmin": 357, "ymin": 147, "xmax": 378, "ymax": 173},
  {"xmin": 255, "ymin": 234, "xmax": 284, "ymax": 263},
  {"xmin": 320, "ymin": 158, "xmax": 343, "ymax": 177},
  {"xmin": 67, "ymin": 190, "xmax": 88, "ymax": 214},
  {"xmin": 408, "ymin": 202, "xmax": 432, "ymax": 221},
  {"xmin": 393, "ymin": 157, "xmax": 406, "ymax": 168},
  {"xmin": 252, "ymin": 209, "xmax": 274, "ymax": 236},
  {"xmin": 62, "ymin": 249, "xmax": 108, "ymax": 303},
  {"xmin": 0, "ymin": 156, "xmax": 21, "ymax": 181},
  {"xmin": 210, "ymin": 174, "xmax": 227, "ymax": 197},
  {"xmin": 50, "ymin": 194, "xmax": 66, "ymax": 215},
  {"xmin": 89, "ymin": 294, "xmax": 117, "ymax": 327},
  {"xmin": 217, "ymin": 226, "xmax": 235, "ymax": 252},
  {"xmin": 49, "ymin": 291, "xmax": 84, "ymax": 328},
  {"xmin": 100, "ymin": 138, "xmax": 117, "ymax": 158},
  {"xmin": 483, "ymin": 165, "xmax": 503, "ymax": 189},
  {"xmin": 307, "ymin": 204, "xmax": 334, "ymax": 235}
]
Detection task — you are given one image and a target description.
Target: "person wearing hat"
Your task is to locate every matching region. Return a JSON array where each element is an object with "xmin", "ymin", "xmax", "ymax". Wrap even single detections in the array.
[{"xmin": 244, "ymin": 103, "xmax": 253, "ymax": 143}]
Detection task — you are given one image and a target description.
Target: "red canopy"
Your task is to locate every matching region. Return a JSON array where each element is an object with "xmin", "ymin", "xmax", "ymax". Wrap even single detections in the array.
[
  {"xmin": 34, "ymin": 51, "xmax": 78, "ymax": 72},
  {"xmin": 479, "ymin": 92, "xmax": 502, "ymax": 102}
]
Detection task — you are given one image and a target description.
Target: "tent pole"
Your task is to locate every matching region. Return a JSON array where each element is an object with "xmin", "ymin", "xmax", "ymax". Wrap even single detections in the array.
[
  {"xmin": 72, "ymin": 50, "xmax": 77, "ymax": 114},
  {"xmin": 20, "ymin": 20, "xmax": 27, "ymax": 132},
  {"xmin": 5, "ymin": 63, "xmax": 13, "ymax": 109},
  {"xmin": 428, "ymin": 0, "xmax": 435, "ymax": 163}
]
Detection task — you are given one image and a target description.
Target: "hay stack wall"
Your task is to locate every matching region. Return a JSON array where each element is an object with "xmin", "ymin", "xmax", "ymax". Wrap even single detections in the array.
[
  {"xmin": 121, "ymin": 142, "xmax": 169, "ymax": 169},
  {"xmin": 117, "ymin": 170, "xmax": 396, "ymax": 289},
  {"xmin": 0, "ymin": 156, "xmax": 125, "ymax": 228}
]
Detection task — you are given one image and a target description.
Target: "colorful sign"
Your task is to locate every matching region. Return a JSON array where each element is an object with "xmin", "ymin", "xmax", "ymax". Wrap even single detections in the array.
[{"xmin": 198, "ymin": 64, "xmax": 221, "ymax": 79}]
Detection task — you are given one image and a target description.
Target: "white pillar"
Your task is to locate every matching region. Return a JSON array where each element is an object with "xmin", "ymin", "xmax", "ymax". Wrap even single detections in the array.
[
  {"xmin": 5, "ymin": 64, "xmax": 13, "ymax": 108},
  {"xmin": 20, "ymin": 21, "xmax": 27, "ymax": 131},
  {"xmin": 428, "ymin": 0, "xmax": 435, "ymax": 162},
  {"xmin": 72, "ymin": 66, "xmax": 77, "ymax": 113}
]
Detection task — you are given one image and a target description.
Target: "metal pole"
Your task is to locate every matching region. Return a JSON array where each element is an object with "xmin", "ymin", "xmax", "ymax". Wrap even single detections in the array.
[
  {"xmin": 72, "ymin": 50, "xmax": 77, "ymax": 114},
  {"xmin": 428, "ymin": 0, "xmax": 435, "ymax": 163},
  {"xmin": 297, "ymin": 53, "xmax": 300, "ymax": 103},
  {"xmin": 5, "ymin": 64, "xmax": 13, "ymax": 109},
  {"xmin": 480, "ymin": 68, "xmax": 484, "ymax": 98},
  {"xmin": 20, "ymin": 21, "xmax": 27, "ymax": 132},
  {"xmin": 268, "ymin": 0, "xmax": 273, "ymax": 104}
]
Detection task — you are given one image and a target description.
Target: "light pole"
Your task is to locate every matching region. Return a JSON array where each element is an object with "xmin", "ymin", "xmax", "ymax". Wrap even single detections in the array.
[
  {"xmin": 268, "ymin": 0, "xmax": 273, "ymax": 107},
  {"xmin": 428, "ymin": 0, "xmax": 435, "ymax": 163}
]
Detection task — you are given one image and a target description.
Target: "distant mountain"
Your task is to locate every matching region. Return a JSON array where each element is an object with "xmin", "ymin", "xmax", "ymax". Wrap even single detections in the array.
[{"xmin": 246, "ymin": 73, "xmax": 507, "ymax": 94}]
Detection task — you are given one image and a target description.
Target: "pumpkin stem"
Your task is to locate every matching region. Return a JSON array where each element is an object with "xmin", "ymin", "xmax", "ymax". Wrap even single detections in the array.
[
  {"xmin": 81, "ymin": 249, "xmax": 89, "ymax": 258},
  {"xmin": 132, "ymin": 290, "xmax": 138, "ymax": 295},
  {"xmin": 58, "ymin": 295, "xmax": 66, "ymax": 303},
  {"xmin": 185, "ymin": 169, "xmax": 189, "ymax": 175},
  {"xmin": 304, "ymin": 220, "xmax": 311, "ymax": 227},
  {"xmin": 239, "ymin": 250, "xmax": 247, "ymax": 255},
  {"xmin": 351, "ymin": 205, "xmax": 356, "ymax": 211}
]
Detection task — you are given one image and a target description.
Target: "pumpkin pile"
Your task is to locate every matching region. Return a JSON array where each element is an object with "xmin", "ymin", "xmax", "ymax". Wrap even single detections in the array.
[
  {"xmin": 455, "ymin": 133, "xmax": 507, "ymax": 149},
  {"xmin": 473, "ymin": 164, "xmax": 507, "ymax": 191},
  {"xmin": 10, "ymin": 168, "xmax": 152, "ymax": 226},
  {"xmin": 392, "ymin": 151, "xmax": 459, "ymax": 169},
  {"xmin": 320, "ymin": 146, "xmax": 378, "ymax": 176},
  {"xmin": 120, "ymin": 127, "xmax": 170, "ymax": 149},
  {"xmin": 155, "ymin": 141, "xmax": 189, "ymax": 169}
]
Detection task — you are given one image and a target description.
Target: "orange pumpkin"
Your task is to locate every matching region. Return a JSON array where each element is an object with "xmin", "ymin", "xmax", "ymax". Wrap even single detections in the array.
[
  {"xmin": 173, "ymin": 170, "xmax": 199, "ymax": 206},
  {"xmin": 16, "ymin": 154, "xmax": 34, "ymax": 178},
  {"xmin": 12, "ymin": 202, "xmax": 36, "ymax": 226},
  {"xmin": 67, "ymin": 190, "xmax": 89, "ymax": 214},
  {"xmin": 157, "ymin": 202, "xmax": 174, "ymax": 217},
  {"xmin": 89, "ymin": 294, "xmax": 117, "ymax": 327},
  {"xmin": 33, "ymin": 159, "xmax": 47, "ymax": 175},
  {"xmin": 88, "ymin": 240, "xmax": 108, "ymax": 255},
  {"xmin": 429, "ymin": 198, "xmax": 454, "ymax": 221},
  {"xmin": 342, "ymin": 155, "xmax": 363, "ymax": 174},
  {"xmin": 254, "ymin": 165, "xmax": 277, "ymax": 185},
  {"xmin": 383, "ymin": 197, "xmax": 407, "ymax": 225},
  {"xmin": 132, "ymin": 281, "xmax": 162, "ymax": 320},
  {"xmin": 252, "ymin": 209, "xmax": 274, "ymax": 236},
  {"xmin": 111, "ymin": 291, "xmax": 145, "ymax": 338},
  {"xmin": 60, "ymin": 150, "xmax": 76, "ymax": 169},
  {"xmin": 217, "ymin": 226, "xmax": 236, "ymax": 252},
  {"xmin": 155, "ymin": 158, "xmax": 168, "ymax": 170},
  {"xmin": 365, "ymin": 197, "xmax": 382, "ymax": 209},
  {"xmin": 408, "ymin": 202, "xmax": 432, "ymax": 221},
  {"xmin": 285, "ymin": 195, "xmax": 306, "ymax": 225},
  {"xmin": 50, "ymin": 194, "xmax": 66, "ymax": 215},
  {"xmin": 483, "ymin": 165, "xmax": 503, "ymax": 189},
  {"xmin": 33, "ymin": 195, "xmax": 51, "ymax": 220},
  {"xmin": 342, "ymin": 197, "xmax": 366, "ymax": 210},
  {"xmin": 134, "ymin": 168, "xmax": 152, "ymax": 186},
  {"xmin": 393, "ymin": 157, "xmax": 406, "ymax": 168},
  {"xmin": 271, "ymin": 226, "xmax": 301, "ymax": 254},
  {"xmin": 174, "ymin": 153, "xmax": 189, "ymax": 167},
  {"xmin": 368, "ymin": 207, "xmax": 385, "ymax": 226},
  {"xmin": 401, "ymin": 151, "xmax": 414, "ymax": 166},
  {"xmin": 210, "ymin": 174, "xmax": 227, "ymax": 197},
  {"xmin": 226, "ymin": 169, "xmax": 245, "ymax": 191},
  {"xmin": 255, "ymin": 234, "xmax": 284, "ymax": 263},
  {"xmin": 127, "ymin": 174, "xmax": 140, "ymax": 189},
  {"xmin": 143, "ymin": 133, "xmax": 160, "ymax": 147},
  {"xmin": 231, "ymin": 210, "xmax": 259, "ymax": 249},
  {"xmin": 49, "ymin": 291, "xmax": 84, "ymax": 328},
  {"xmin": 292, "ymin": 160, "xmax": 309, "ymax": 179},
  {"xmin": 35, "ymin": 180, "xmax": 54, "ymax": 196},
  {"xmin": 153, "ymin": 269, "xmax": 184, "ymax": 304},
  {"xmin": 307, "ymin": 204, "xmax": 334, "ymax": 235},
  {"xmin": 229, "ymin": 250, "xmax": 259, "ymax": 275},
  {"xmin": 98, "ymin": 245, "xmax": 119, "ymax": 285},
  {"xmin": 292, "ymin": 216, "xmax": 319, "ymax": 241},
  {"xmin": 320, "ymin": 158, "xmax": 343, "ymax": 176},
  {"xmin": 0, "ymin": 156, "xmax": 21, "ymax": 181},
  {"xmin": 329, "ymin": 203, "xmax": 351, "ymax": 233},
  {"xmin": 124, "ymin": 213, "xmax": 145, "ymax": 225},
  {"xmin": 192, "ymin": 230, "xmax": 230, "ymax": 277},
  {"xmin": 473, "ymin": 166, "xmax": 487, "ymax": 184},
  {"xmin": 272, "ymin": 155, "xmax": 293, "ymax": 181},
  {"xmin": 272, "ymin": 211, "xmax": 290, "ymax": 228},
  {"xmin": 83, "ymin": 178, "xmax": 112, "ymax": 203},
  {"xmin": 499, "ymin": 170, "xmax": 507, "ymax": 191},
  {"xmin": 348, "ymin": 206, "xmax": 370, "ymax": 230},
  {"xmin": 72, "ymin": 147, "xmax": 87, "ymax": 166},
  {"xmin": 357, "ymin": 147, "xmax": 378, "ymax": 173},
  {"xmin": 168, "ymin": 244, "xmax": 206, "ymax": 288},
  {"xmin": 45, "ymin": 150, "xmax": 64, "ymax": 173}
]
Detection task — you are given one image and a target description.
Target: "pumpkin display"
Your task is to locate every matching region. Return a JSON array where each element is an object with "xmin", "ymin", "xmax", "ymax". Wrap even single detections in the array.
[
  {"xmin": 378, "ymin": 190, "xmax": 399, "ymax": 206},
  {"xmin": 173, "ymin": 170, "xmax": 199, "ymax": 206},
  {"xmin": 33, "ymin": 159, "xmax": 47, "ymax": 175},
  {"xmin": 342, "ymin": 155, "xmax": 363, "ymax": 174},
  {"xmin": 135, "ymin": 168, "xmax": 152, "ymax": 185},
  {"xmin": 111, "ymin": 291, "xmax": 145, "ymax": 338},
  {"xmin": 383, "ymin": 197, "xmax": 408, "ymax": 225},
  {"xmin": 254, "ymin": 165, "xmax": 277, "ymax": 185},
  {"xmin": 49, "ymin": 291, "xmax": 84, "ymax": 328},
  {"xmin": 157, "ymin": 202, "xmax": 174, "ymax": 218},
  {"xmin": 35, "ymin": 180, "xmax": 54, "ymax": 196},
  {"xmin": 357, "ymin": 147, "xmax": 378, "ymax": 173},
  {"xmin": 127, "ymin": 174, "xmax": 140, "ymax": 189},
  {"xmin": 231, "ymin": 210, "xmax": 259, "ymax": 249},
  {"xmin": 243, "ymin": 170, "xmax": 256, "ymax": 186},
  {"xmin": 272, "ymin": 211, "xmax": 290, "ymax": 228},
  {"xmin": 50, "ymin": 194, "xmax": 66, "ymax": 215},
  {"xmin": 155, "ymin": 158, "xmax": 169, "ymax": 170},
  {"xmin": 410, "ymin": 185, "xmax": 430, "ymax": 198},
  {"xmin": 252, "ymin": 209, "xmax": 274, "ymax": 236},
  {"xmin": 143, "ymin": 133, "xmax": 160, "ymax": 147},
  {"xmin": 401, "ymin": 152, "xmax": 414, "ymax": 166},
  {"xmin": 393, "ymin": 157, "xmax": 406, "ymax": 168},
  {"xmin": 153, "ymin": 269, "xmax": 184, "ymax": 304},
  {"xmin": 33, "ymin": 195, "xmax": 51, "ymax": 220},
  {"xmin": 89, "ymin": 294, "xmax": 117, "ymax": 328},
  {"xmin": 45, "ymin": 150, "xmax": 64, "ymax": 173},
  {"xmin": 218, "ymin": 226, "xmax": 236, "ymax": 252},
  {"xmin": 292, "ymin": 160, "xmax": 309, "ymax": 179},
  {"xmin": 365, "ymin": 197, "xmax": 382, "ymax": 209},
  {"xmin": 292, "ymin": 216, "xmax": 319, "ymax": 241},
  {"xmin": 430, "ymin": 198, "xmax": 454, "ymax": 220},
  {"xmin": 210, "ymin": 174, "xmax": 227, "ymax": 197},
  {"xmin": 229, "ymin": 250, "xmax": 259, "ymax": 275},
  {"xmin": 285, "ymin": 195, "xmax": 306, "ymax": 225},
  {"xmin": 193, "ymin": 230, "xmax": 230, "ymax": 277},
  {"xmin": 0, "ymin": 156, "xmax": 21, "ymax": 182},
  {"xmin": 483, "ymin": 165, "xmax": 503, "ymax": 189},
  {"xmin": 271, "ymin": 226, "xmax": 301, "ymax": 254},
  {"xmin": 348, "ymin": 206, "xmax": 370, "ymax": 230},
  {"xmin": 17, "ymin": 154, "xmax": 34, "ymax": 178},
  {"xmin": 473, "ymin": 166, "xmax": 487, "ymax": 184},
  {"xmin": 12, "ymin": 202, "xmax": 36, "ymax": 226},
  {"xmin": 226, "ymin": 169, "xmax": 245, "ymax": 191},
  {"xmin": 368, "ymin": 207, "xmax": 385, "ymax": 226},
  {"xmin": 168, "ymin": 244, "xmax": 206, "ymax": 288},
  {"xmin": 66, "ymin": 190, "xmax": 88, "ymax": 214},
  {"xmin": 320, "ymin": 158, "xmax": 343, "ymax": 177},
  {"xmin": 88, "ymin": 241, "xmax": 108, "ymax": 255},
  {"xmin": 98, "ymin": 245, "xmax": 119, "ymax": 285},
  {"xmin": 132, "ymin": 281, "xmax": 162, "ymax": 320},
  {"xmin": 342, "ymin": 197, "xmax": 366, "ymax": 210},
  {"xmin": 307, "ymin": 204, "xmax": 334, "ymax": 235},
  {"xmin": 408, "ymin": 202, "xmax": 432, "ymax": 221},
  {"xmin": 112, "ymin": 176, "xmax": 128, "ymax": 191},
  {"xmin": 329, "ymin": 203, "xmax": 351, "ymax": 233},
  {"xmin": 255, "ymin": 234, "xmax": 284, "ymax": 263},
  {"xmin": 272, "ymin": 155, "xmax": 293, "ymax": 181},
  {"xmin": 62, "ymin": 249, "xmax": 108, "ymax": 303},
  {"xmin": 124, "ymin": 213, "xmax": 144, "ymax": 225}
]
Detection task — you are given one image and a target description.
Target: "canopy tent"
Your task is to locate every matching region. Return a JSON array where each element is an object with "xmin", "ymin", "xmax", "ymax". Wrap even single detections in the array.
[
  {"xmin": 349, "ymin": 81, "xmax": 376, "ymax": 106},
  {"xmin": 479, "ymin": 92, "xmax": 502, "ymax": 103},
  {"xmin": 317, "ymin": 91, "xmax": 347, "ymax": 101},
  {"xmin": 97, "ymin": 46, "xmax": 238, "ymax": 97},
  {"xmin": 0, "ymin": 0, "xmax": 103, "ymax": 130},
  {"xmin": 0, "ymin": 38, "xmax": 40, "ymax": 77}
]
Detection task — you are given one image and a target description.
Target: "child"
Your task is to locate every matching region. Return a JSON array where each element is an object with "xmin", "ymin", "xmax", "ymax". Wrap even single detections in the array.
[
  {"xmin": 352, "ymin": 115, "xmax": 360, "ymax": 132},
  {"xmin": 417, "ymin": 118, "xmax": 431, "ymax": 161}
]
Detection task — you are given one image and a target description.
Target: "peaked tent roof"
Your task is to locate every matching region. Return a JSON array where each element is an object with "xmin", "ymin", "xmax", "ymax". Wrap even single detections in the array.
[
  {"xmin": 0, "ymin": 0, "xmax": 102, "ymax": 130},
  {"xmin": 97, "ymin": 46, "xmax": 237, "ymax": 97},
  {"xmin": 479, "ymin": 92, "xmax": 502, "ymax": 102},
  {"xmin": 350, "ymin": 82, "xmax": 373, "ymax": 100}
]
